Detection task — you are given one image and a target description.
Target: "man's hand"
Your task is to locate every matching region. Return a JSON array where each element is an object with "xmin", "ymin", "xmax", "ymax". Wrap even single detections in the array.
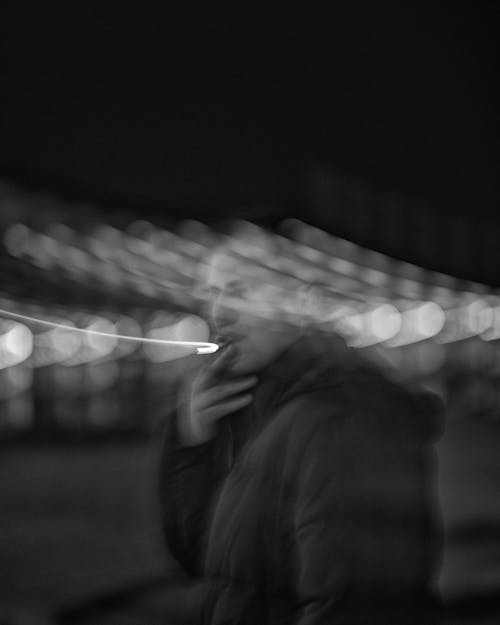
[{"xmin": 178, "ymin": 345, "xmax": 258, "ymax": 446}]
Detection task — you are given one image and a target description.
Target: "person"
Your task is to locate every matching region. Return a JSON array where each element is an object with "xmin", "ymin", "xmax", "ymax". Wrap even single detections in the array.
[{"xmin": 159, "ymin": 239, "xmax": 444, "ymax": 624}]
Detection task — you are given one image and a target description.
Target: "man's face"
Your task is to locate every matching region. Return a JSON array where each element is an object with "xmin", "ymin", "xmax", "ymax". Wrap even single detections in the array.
[{"xmin": 203, "ymin": 251, "xmax": 299, "ymax": 376}]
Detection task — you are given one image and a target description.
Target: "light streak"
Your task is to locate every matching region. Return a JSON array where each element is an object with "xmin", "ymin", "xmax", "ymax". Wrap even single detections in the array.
[{"xmin": 0, "ymin": 309, "xmax": 219, "ymax": 354}]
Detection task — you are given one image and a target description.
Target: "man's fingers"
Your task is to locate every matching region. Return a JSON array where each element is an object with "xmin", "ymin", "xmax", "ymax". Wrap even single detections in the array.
[
  {"xmin": 183, "ymin": 367, "xmax": 256, "ymax": 445},
  {"xmin": 203, "ymin": 376, "xmax": 258, "ymax": 406},
  {"xmin": 203, "ymin": 393, "xmax": 254, "ymax": 422}
]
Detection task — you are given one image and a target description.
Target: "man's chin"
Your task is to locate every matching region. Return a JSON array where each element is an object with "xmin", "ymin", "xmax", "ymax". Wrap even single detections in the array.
[
  {"xmin": 227, "ymin": 347, "xmax": 260, "ymax": 376},
  {"xmin": 227, "ymin": 351, "xmax": 250, "ymax": 375}
]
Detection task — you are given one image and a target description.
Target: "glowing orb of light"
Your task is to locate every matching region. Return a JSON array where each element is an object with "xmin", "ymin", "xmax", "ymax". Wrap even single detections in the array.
[
  {"xmin": 86, "ymin": 318, "xmax": 119, "ymax": 356},
  {"xmin": 174, "ymin": 315, "xmax": 210, "ymax": 343},
  {"xmin": 465, "ymin": 299, "xmax": 493, "ymax": 335},
  {"xmin": 385, "ymin": 301, "xmax": 446, "ymax": 347},
  {"xmin": 145, "ymin": 315, "xmax": 210, "ymax": 362},
  {"xmin": 415, "ymin": 301, "xmax": 446, "ymax": 338},
  {"xmin": 125, "ymin": 220, "xmax": 155, "ymax": 254},
  {"xmin": 4, "ymin": 223, "xmax": 31, "ymax": 258},
  {"xmin": 437, "ymin": 298, "xmax": 492, "ymax": 344},
  {"xmin": 369, "ymin": 304, "xmax": 402, "ymax": 342},
  {"xmin": 4, "ymin": 323, "xmax": 33, "ymax": 360},
  {"xmin": 362, "ymin": 268, "xmax": 387, "ymax": 287},
  {"xmin": 49, "ymin": 325, "xmax": 83, "ymax": 361},
  {"xmin": 115, "ymin": 316, "xmax": 142, "ymax": 355},
  {"xmin": 481, "ymin": 305, "xmax": 500, "ymax": 341},
  {"xmin": 0, "ymin": 322, "xmax": 34, "ymax": 369},
  {"xmin": 334, "ymin": 306, "xmax": 364, "ymax": 337}
]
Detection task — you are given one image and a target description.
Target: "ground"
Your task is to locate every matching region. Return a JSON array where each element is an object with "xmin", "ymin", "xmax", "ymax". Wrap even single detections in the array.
[{"xmin": 1, "ymin": 415, "xmax": 499, "ymax": 624}]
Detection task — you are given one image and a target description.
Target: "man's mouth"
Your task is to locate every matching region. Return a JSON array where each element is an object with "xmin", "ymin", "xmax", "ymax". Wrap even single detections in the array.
[{"xmin": 214, "ymin": 331, "xmax": 245, "ymax": 346}]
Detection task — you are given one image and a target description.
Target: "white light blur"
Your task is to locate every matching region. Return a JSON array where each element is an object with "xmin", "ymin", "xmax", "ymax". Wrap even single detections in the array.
[
  {"xmin": 4, "ymin": 323, "xmax": 33, "ymax": 358},
  {"xmin": 227, "ymin": 221, "xmax": 278, "ymax": 261},
  {"xmin": 176, "ymin": 315, "xmax": 210, "ymax": 344},
  {"xmin": 86, "ymin": 319, "xmax": 118, "ymax": 356},
  {"xmin": 362, "ymin": 268, "xmax": 388, "ymax": 287},
  {"xmin": 315, "ymin": 302, "xmax": 354, "ymax": 327},
  {"xmin": 67, "ymin": 247, "xmax": 91, "ymax": 271},
  {"xmin": 328, "ymin": 257, "xmax": 356, "ymax": 276},
  {"xmin": 284, "ymin": 221, "xmax": 499, "ymax": 316},
  {"xmin": 46, "ymin": 222, "xmax": 74, "ymax": 244},
  {"xmin": 177, "ymin": 219, "xmax": 218, "ymax": 248},
  {"xmin": 34, "ymin": 323, "xmax": 82, "ymax": 367},
  {"xmin": 125, "ymin": 220, "xmax": 155, "ymax": 255},
  {"xmin": 0, "ymin": 308, "xmax": 218, "ymax": 354},
  {"xmin": 466, "ymin": 299, "xmax": 493, "ymax": 335},
  {"xmin": 87, "ymin": 224, "xmax": 125, "ymax": 263},
  {"xmin": 427, "ymin": 286, "xmax": 456, "ymax": 309},
  {"xmin": 61, "ymin": 317, "xmax": 119, "ymax": 365},
  {"xmin": 3, "ymin": 223, "xmax": 31, "ymax": 257},
  {"xmin": 38, "ymin": 233, "xmax": 59, "ymax": 255},
  {"xmin": 114, "ymin": 316, "xmax": 142, "ymax": 355},
  {"xmin": 144, "ymin": 314, "xmax": 210, "ymax": 362},
  {"xmin": 385, "ymin": 301, "xmax": 445, "ymax": 347},
  {"xmin": 369, "ymin": 305, "xmax": 402, "ymax": 341},
  {"xmin": 297, "ymin": 244, "xmax": 323, "ymax": 263},
  {"xmin": 342, "ymin": 304, "xmax": 401, "ymax": 348},
  {"xmin": 437, "ymin": 298, "xmax": 492, "ymax": 344},
  {"xmin": 49, "ymin": 326, "xmax": 82, "ymax": 361},
  {"xmin": 481, "ymin": 306, "xmax": 500, "ymax": 341},
  {"xmin": 333, "ymin": 305, "xmax": 364, "ymax": 342},
  {"xmin": 397, "ymin": 278, "xmax": 422, "ymax": 299},
  {"xmin": 0, "ymin": 322, "xmax": 34, "ymax": 369},
  {"xmin": 415, "ymin": 302, "xmax": 446, "ymax": 336}
]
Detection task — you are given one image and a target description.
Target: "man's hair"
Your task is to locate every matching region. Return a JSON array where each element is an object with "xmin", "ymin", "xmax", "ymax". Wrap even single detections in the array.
[{"xmin": 199, "ymin": 245, "xmax": 328, "ymax": 331}]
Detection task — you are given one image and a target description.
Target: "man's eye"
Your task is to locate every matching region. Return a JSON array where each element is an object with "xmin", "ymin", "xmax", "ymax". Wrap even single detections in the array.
[
  {"xmin": 226, "ymin": 287, "xmax": 246, "ymax": 299},
  {"xmin": 223, "ymin": 280, "xmax": 248, "ymax": 299}
]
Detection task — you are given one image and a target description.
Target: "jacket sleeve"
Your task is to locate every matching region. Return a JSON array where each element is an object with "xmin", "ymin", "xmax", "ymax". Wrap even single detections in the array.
[{"xmin": 158, "ymin": 391, "xmax": 227, "ymax": 579}]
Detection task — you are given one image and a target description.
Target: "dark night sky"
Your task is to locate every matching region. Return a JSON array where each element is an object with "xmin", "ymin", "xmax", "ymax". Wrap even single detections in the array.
[{"xmin": 3, "ymin": 2, "xmax": 499, "ymax": 221}]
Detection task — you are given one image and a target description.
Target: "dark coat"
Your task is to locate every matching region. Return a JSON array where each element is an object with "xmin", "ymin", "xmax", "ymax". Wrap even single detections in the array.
[{"xmin": 159, "ymin": 334, "xmax": 443, "ymax": 624}]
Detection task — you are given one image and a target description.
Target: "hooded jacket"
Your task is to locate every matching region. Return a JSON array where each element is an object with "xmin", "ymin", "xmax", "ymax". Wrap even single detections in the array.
[{"xmin": 159, "ymin": 333, "xmax": 443, "ymax": 624}]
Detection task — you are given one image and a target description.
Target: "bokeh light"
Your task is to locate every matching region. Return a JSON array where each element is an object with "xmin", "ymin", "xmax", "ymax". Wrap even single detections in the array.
[{"xmin": 0, "ymin": 322, "xmax": 33, "ymax": 369}]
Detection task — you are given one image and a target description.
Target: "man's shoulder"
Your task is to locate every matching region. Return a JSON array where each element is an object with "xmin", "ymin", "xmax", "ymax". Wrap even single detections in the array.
[
  {"xmin": 275, "ymin": 361, "xmax": 393, "ymax": 415},
  {"xmin": 265, "ymin": 363, "xmax": 442, "ymax": 446}
]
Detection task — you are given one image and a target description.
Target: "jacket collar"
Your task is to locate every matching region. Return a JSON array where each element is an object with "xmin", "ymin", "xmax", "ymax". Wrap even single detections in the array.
[
  {"xmin": 259, "ymin": 330, "xmax": 357, "ymax": 382},
  {"xmin": 252, "ymin": 330, "xmax": 361, "ymax": 419}
]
